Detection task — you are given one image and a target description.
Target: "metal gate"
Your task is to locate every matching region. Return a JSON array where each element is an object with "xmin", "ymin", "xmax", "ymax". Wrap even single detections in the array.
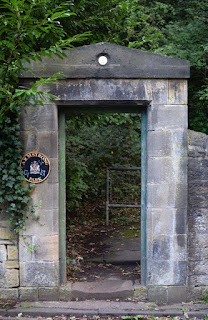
[{"xmin": 106, "ymin": 166, "xmax": 141, "ymax": 225}]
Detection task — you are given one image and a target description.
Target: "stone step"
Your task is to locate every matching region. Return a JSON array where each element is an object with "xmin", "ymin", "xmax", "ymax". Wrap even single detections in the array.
[
  {"xmin": 88, "ymin": 249, "xmax": 140, "ymax": 264},
  {"xmin": 104, "ymin": 237, "xmax": 140, "ymax": 251},
  {"xmin": 71, "ymin": 279, "xmax": 135, "ymax": 300},
  {"xmin": 104, "ymin": 249, "xmax": 140, "ymax": 264}
]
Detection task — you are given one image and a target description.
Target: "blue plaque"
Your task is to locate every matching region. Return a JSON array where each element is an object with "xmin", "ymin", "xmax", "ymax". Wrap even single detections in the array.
[{"xmin": 20, "ymin": 152, "xmax": 51, "ymax": 183}]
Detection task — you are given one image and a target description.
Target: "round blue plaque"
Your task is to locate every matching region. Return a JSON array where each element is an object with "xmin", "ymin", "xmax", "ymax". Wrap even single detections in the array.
[{"xmin": 20, "ymin": 152, "xmax": 51, "ymax": 183}]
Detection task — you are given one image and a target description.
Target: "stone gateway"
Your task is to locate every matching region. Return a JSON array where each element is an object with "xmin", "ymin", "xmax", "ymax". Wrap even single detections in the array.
[{"xmin": 0, "ymin": 43, "xmax": 207, "ymax": 302}]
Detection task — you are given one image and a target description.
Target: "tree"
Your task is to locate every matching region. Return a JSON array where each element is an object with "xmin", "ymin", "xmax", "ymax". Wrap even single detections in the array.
[
  {"xmin": 61, "ymin": 0, "xmax": 208, "ymax": 133},
  {"xmin": 0, "ymin": 0, "xmax": 88, "ymax": 232},
  {"xmin": 155, "ymin": 0, "xmax": 208, "ymax": 133}
]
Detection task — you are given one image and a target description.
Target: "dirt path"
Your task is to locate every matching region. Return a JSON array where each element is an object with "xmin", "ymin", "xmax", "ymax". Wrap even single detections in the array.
[{"xmin": 66, "ymin": 213, "xmax": 141, "ymax": 282}]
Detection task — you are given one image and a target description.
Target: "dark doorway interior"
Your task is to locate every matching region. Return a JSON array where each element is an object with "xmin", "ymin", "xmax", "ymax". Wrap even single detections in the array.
[{"xmin": 65, "ymin": 112, "xmax": 141, "ymax": 284}]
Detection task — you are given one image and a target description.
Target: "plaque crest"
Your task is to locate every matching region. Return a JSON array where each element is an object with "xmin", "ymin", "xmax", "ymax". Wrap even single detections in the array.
[{"xmin": 20, "ymin": 152, "xmax": 51, "ymax": 183}]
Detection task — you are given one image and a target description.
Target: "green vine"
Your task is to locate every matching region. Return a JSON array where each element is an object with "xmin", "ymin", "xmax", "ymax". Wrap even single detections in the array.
[{"xmin": 0, "ymin": 110, "xmax": 34, "ymax": 233}]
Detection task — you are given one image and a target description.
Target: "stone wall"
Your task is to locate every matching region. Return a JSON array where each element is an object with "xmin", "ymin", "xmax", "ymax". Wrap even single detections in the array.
[
  {"xmin": 0, "ymin": 208, "xmax": 19, "ymax": 299},
  {"xmin": 187, "ymin": 130, "xmax": 208, "ymax": 299}
]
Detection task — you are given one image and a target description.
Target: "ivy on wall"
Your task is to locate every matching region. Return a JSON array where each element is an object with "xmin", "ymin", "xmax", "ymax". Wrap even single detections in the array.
[
  {"xmin": 0, "ymin": 111, "xmax": 33, "ymax": 232},
  {"xmin": 0, "ymin": 0, "xmax": 88, "ymax": 232},
  {"xmin": 0, "ymin": 78, "xmax": 59, "ymax": 233}
]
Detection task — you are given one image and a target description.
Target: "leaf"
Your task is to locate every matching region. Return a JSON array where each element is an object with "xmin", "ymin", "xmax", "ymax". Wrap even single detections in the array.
[
  {"xmin": 50, "ymin": 11, "xmax": 75, "ymax": 20},
  {"xmin": 22, "ymin": 55, "xmax": 31, "ymax": 63},
  {"xmin": 34, "ymin": 54, "xmax": 42, "ymax": 62}
]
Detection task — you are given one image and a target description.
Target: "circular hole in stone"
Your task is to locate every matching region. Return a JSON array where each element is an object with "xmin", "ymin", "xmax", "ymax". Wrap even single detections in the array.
[{"xmin": 98, "ymin": 55, "xmax": 108, "ymax": 66}]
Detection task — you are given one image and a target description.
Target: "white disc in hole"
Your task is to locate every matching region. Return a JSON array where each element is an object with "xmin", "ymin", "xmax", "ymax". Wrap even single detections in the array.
[{"xmin": 98, "ymin": 55, "xmax": 108, "ymax": 65}]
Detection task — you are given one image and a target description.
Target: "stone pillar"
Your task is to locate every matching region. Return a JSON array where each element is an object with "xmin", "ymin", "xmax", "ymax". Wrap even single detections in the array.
[
  {"xmin": 147, "ymin": 80, "xmax": 188, "ymax": 302},
  {"xmin": 19, "ymin": 103, "xmax": 59, "ymax": 288}
]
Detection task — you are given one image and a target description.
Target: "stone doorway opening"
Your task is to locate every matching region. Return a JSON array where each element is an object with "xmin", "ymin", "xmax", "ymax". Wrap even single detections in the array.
[
  {"xmin": 13, "ymin": 42, "xmax": 189, "ymax": 303},
  {"xmin": 58, "ymin": 105, "xmax": 147, "ymax": 299}
]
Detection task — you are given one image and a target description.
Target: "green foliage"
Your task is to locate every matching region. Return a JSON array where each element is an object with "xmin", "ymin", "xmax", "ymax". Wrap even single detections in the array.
[
  {"xmin": 61, "ymin": 0, "xmax": 208, "ymax": 133},
  {"xmin": 0, "ymin": 0, "xmax": 88, "ymax": 232},
  {"xmin": 59, "ymin": 0, "xmax": 172, "ymax": 50},
  {"xmin": 23, "ymin": 237, "xmax": 37, "ymax": 252},
  {"xmin": 111, "ymin": 0, "xmax": 173, "ymax": 50},
  {"xmin": 0, "ymin": 112, "xmax": 33, "ymax": 233},
  {"xmin": 61, "ymin": 0, "xmax": 119, "ymax": 43},
  {"xmin": 201, "ymin": 289, "xmax": 208, "ymax": 304},
  {"xmin": 66, "ymin": 113, "xmax": 141, "ymax": 216},
  {"xmin": 154, "ymin": 0, "xmax": 208, "ymax": 133}
]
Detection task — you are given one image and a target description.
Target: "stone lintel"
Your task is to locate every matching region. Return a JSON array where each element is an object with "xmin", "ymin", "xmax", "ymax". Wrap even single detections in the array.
[{"xmin": 20, "ymin": 43, "xmax": 190, "ymax": 79}]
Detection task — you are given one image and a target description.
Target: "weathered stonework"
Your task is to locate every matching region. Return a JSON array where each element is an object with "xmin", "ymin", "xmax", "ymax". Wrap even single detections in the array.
[
  {"xmin": 0, "ymin": 43, "xmax": 191, "ymax": 302},
  {"xmin": 19, "ymin": 287, "xmax": 38, "ymax": 301},
  {"xmin": 8, "ymin": 246, "xmax": 18, "ymax": 260},
  {"xmin": 0, "ymin": 212, "xmax": 19, "ymax": 288},
  {"xmin": 0, "ymin": 289, "xmax": 19, "ymax": 300},
  {"xmin": 187, "ymin": 130, "xmax": 208, "ymax": 300}
]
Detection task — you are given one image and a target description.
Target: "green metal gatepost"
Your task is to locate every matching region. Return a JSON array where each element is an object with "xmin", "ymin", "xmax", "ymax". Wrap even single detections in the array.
[
  {"xmin": 141, "ymin": 110, "xmax": 147, "ymax": 285},
  {"xmin": 58, "ymin": 111, "xmax": 66, "ymax": 285}
]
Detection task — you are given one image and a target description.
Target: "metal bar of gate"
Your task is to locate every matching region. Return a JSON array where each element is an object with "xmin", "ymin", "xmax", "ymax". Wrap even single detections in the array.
[
  {"xmin": 107, "ymin": 167, "xmax": 141, "ymax": 171},
  {"xmin": 106, "ymin": 168, "xmax": 110, "ymax": 226},
  {"xmin": 109, "ymin": 204, "xmax": 141, "ymax": 208},
  {"xmin": 106, "ymin": 166, "xmax": 141, "ymax": 226}
]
